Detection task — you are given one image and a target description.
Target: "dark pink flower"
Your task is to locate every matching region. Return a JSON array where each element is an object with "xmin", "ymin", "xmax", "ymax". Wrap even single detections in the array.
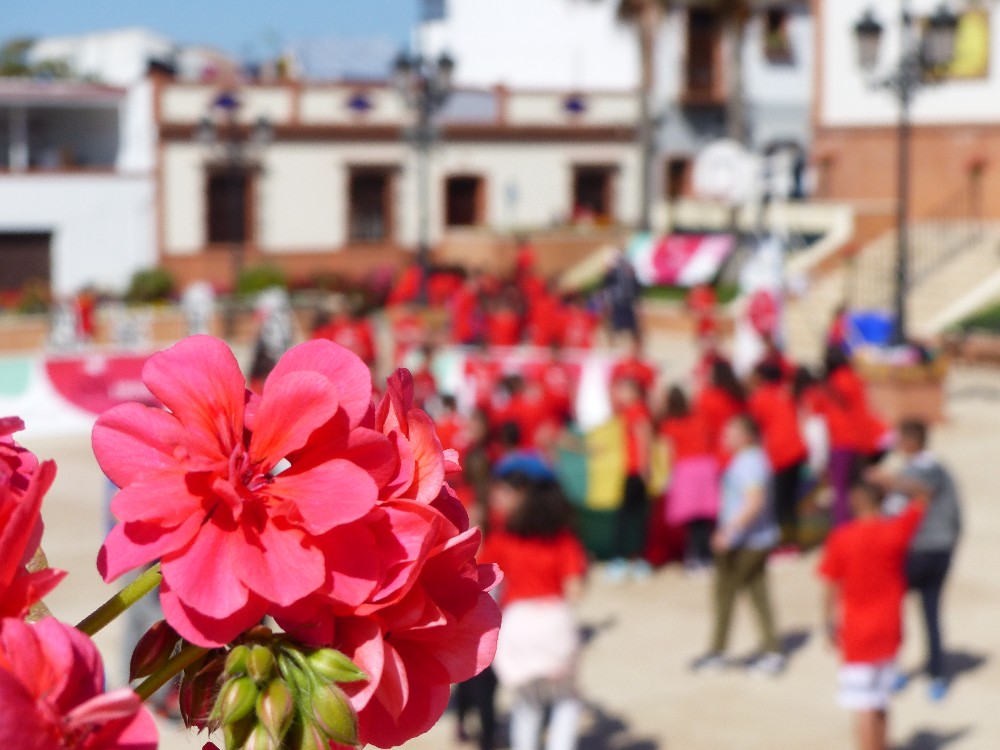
[
  {"xmin": 374, "ymin": 371, "xmax": 446, "ymax": 505},
  {"xmin": 0, "ymin": 617, "xmax": 157, "ymax": 750},
  {"xmin": 94, "ymin": 335, "xmax": 385, "ymax": 647},
  {"xmin": 0, "ymin": 416, "xmax": 40, "ymax": 494},
  {"xmin": 337, "ymin": 520, "xmax": 500, "ymax": 749},
  {"xmin": 0, "ymin": 459, "xmax": 66, "ymax": 619}
]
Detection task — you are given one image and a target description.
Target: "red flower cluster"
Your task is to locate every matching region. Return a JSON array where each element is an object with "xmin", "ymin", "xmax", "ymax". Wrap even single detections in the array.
[
  {"xmin": 0, "ymin": 617, "xmax": 157, "ymax": 750},
  {"xmin": 95, "ymin": 336, "xmax": 501, "ymax": 748},
  {"xmin": 0, "ymin": 418, "xmax": 64, "ymax": 620}
]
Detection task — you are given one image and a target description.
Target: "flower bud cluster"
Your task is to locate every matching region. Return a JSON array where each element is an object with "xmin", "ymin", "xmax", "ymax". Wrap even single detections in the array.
[{"xmin": 200, "ymin": 627, "xmax": 367, "ymax": 750}]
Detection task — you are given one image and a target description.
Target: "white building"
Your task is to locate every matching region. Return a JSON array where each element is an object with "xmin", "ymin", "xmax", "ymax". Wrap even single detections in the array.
[
  {"xmin": 420, "ymin": 0, "xmax": 814, "ymax": 194},
  {"xmin": 0, "ymin": 29, "xmax": 171, "ymax": 297},
  {"xmin": 155, "ymin": 79, "xmax": 642, "ymax": 286}
]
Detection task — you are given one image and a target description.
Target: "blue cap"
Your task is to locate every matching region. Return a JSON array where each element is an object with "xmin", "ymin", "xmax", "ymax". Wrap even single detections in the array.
[{"xmin": 494, "ymin": 451, "xmax": 558, "ymax": 482}]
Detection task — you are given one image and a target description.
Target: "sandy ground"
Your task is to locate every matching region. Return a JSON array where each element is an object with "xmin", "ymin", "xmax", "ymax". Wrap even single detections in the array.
[{"xmin": 24, "ymin": 363, "xmax": 1000, "ymax": 750}]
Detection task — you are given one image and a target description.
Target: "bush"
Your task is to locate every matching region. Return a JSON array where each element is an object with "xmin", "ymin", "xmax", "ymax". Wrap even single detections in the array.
[
  {"xmin": 236, "ymin": 264, "xmax": 287, "ymax": 297},
  {"xmin": 125, "ymin": 268, "xmax": 175, "ymax": 304},
  {"xmin": 957, "ymin": 300, "xmax": 1000, "ymax": 333}
]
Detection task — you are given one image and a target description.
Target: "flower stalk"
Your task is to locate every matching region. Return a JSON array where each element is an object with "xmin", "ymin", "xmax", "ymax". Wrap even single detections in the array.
[
  {"xmin": 76, "ymin": 563, "xmax": 163, "ymax": 636},
  {"xmin": 135, "ymin": 641, "xmax": 211, "ymax": 701}
]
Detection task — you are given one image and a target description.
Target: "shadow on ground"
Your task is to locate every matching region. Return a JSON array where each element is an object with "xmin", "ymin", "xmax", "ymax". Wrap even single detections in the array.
[
  {"xmin": 901, "ymin": 649, "xmax": 988, "ymax": 684},
  {"xmin": 578, "ymin": 704, "xmax": 661, "ymax": 750},
  {"xmin": 894, "ymin": 727, "xmax": 970, "ymax": 750}
]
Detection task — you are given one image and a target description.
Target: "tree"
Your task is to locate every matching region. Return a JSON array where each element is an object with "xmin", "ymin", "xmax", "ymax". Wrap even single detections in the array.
[{"xmin": 615, "ymin": 0, "xmax": 672, "ymax": 232}]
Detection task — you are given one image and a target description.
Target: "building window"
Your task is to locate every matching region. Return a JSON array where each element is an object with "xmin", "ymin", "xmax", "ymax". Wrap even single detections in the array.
[
  {"xmin": 445, "ymin": 175, "xmax": 485, "ymax": 227},
  {"xmin": 348, "ymin": 168, "xmax": 393, "ymax": 242},
  {"xmin": 763, "ymin": 8, "xmax": 794, "ymax": 65},
  {"xmin": 572, "ymin": 166, "xmax": 615, "ymax": 223},
  {"xmin": 686, "ymin": 9, "xmax": 722, "ymax": 100},
  {"xmin": 665, "ymin": 158, "xmax": 691, "ymax": 201},
  {"xmin": 206, "ymin": 169, "xmax": 251, "ymax": 245},
  {"xmin": 0, "ymin": 232, "xmax": 51, "ymax": 292}
]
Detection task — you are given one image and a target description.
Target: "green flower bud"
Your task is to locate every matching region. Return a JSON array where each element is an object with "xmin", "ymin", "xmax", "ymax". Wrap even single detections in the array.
[
  {"xmin": 246, "ymin": 644, "xmax": 275, "ymax": 685},
  {"xmin": 276, "ymin": 652, "xmax": 312, "ymax": 697},
  {"xmin": 211, "ymin": 676, "xmax": 258, "ymax": 727},
  {"xmin": 222, "ymin": 714, "xmax": 256, "ymax": 749},
  {"xmin": 306, "ymin": 648, "xmax": 367, "ymax": 684},
  {"xmin": 225, "ymin": 645, "xmax": 251, "ymax": 677},
  {"xmin": 256, "ymin": 679, "xmax": 294, "ymax": 743},
  {"xmin": 241, "ymin": 721, "xmax": 275, "ymax": 750},
  {"xmin": 294, "ymin": 722, "xmax": 328, "ymax": 750},
  {"xmin": 310, "ymin": 683, "xmax": 358, "ymax": 746}
]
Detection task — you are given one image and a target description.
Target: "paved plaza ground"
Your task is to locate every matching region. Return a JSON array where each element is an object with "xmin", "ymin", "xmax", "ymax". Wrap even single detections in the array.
[{"xmin": 26, "ymin": 364, "xmax": 1000, "ymax": 750}]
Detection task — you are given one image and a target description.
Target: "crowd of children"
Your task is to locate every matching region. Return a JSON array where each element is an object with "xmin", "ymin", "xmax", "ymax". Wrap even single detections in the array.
[{"xmin": 298, "ymin": 254, "xmax": 965, "ymax": 750}]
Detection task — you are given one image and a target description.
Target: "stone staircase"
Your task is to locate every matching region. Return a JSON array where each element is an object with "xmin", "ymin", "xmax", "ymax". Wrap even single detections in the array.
[{"xmin": 784, "ymin": 222, "xmax": 1000, "ymax": 363}]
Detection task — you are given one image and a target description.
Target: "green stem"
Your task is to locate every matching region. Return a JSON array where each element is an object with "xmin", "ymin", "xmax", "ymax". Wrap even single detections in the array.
[
  {"xmin": 135, "ymin": 642, "xmax": 210, "ymax": 701},
  {"xmin": 76, "ymin": 563, "xmax": 163, "ymax": 636}
]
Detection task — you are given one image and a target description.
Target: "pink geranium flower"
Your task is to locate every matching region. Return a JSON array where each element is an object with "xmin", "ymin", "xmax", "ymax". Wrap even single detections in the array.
[
  {"xmin": 0, "ymin": 416, "xmax": 40, "ymax": 494},
  {"xmin": 0, "ymin": 459, "xmax": 66, "ymax": 619},
  {"xmin": 0, "ymin": 617, "xmax": 157, "ymax": 750},
  {"xmin": 335, "ymin": 516, "xmax": 501, "ymax": 749},
  {"xmin": 94, "ymin": 335, "xmax": 386, "ymax": 646}
]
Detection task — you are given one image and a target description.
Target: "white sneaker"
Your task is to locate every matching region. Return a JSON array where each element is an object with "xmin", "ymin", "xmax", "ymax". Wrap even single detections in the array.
[
  {"xmin": 750, "ymin": 652, "xmax": 787, "ymax": 677},
  {"xmin": 690, "ymin": 653, "xmax": 727, "ymax": 673}
]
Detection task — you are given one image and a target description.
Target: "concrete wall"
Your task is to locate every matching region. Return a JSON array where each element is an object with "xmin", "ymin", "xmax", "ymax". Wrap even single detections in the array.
[{"xmin": 0, "ymin": 174, "xmax": 154, "ymax": 293}]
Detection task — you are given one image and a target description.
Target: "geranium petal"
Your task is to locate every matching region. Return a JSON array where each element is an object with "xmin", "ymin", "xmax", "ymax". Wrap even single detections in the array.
[
  {"xmin": 319, "ymin": 523, "xmax": 380, "ymax": 607},
  {"xmin": 110, "ymin": 475, "xmax": 205, "ymax": 525},
  {"xmin": 404, "ymin": 411, "xmax": 445, "ymax": 504},
  {"xmin": 345, "ymin": 429, "xmax": 397, "ymax": 489},
  {"xmin": 160, "ymin": 519, "xmax": 250, "ymax": 619},
  {"xmin": 92, "ymin": 404, "xmax": 190, "ymax": 487},
  {"xmin": 249, "ymin": 371, "xmax": 341, "ymax": 468},
  {"xmin": 160, "ymin": 578, "xmax": 268, "ymax": 649},
  {"xmin": 0, "ymin": 669, "xmax": 50, "ymax": 750},
  {"xmin": 98, "ymin": 514, "xmax": 203, "ymax": 583},
  {"xmin": 141, "ymin": 336, "xmax": 246, "ymax": 459},
  {"xmin": 265, "ymin": 340, "xmax": 373, "ymax": 429},
  {"xmin": 233, "ymin": 517, "xmax": 325, "ymax": 606},
  {"xmin": 268, "ymin": 459, "xmax": 377, "ymax": 534}
]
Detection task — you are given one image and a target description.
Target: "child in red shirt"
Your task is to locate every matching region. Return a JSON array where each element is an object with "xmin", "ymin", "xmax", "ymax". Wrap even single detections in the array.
[
  {"xmin": 748, "ymin": 362, "xmax": 808, "ymax": 547},
  {"xmin": 660, "ymin": 386, "xmax": 720, "ymax": 570},
  {"xmin": 818, "ymin": 482, "xmax": 926, "ymax": 750},
  {"xmin": 481, "ymin": 461, "xmax": 588, "ymax": 750}
]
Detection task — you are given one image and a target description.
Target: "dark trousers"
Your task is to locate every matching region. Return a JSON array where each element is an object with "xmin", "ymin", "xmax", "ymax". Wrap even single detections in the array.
[
  {"xmin": 455, "ymin": 666, "xmax": 498, "ymax": 750},
  {"xmin": 773, "ymin": 461, "xmax": 804, "ymax": 544},
  {"xmin": 614, "ymin": 474, "xmax": 648, "ymax": 559},
  {"xmin": 687, "ymin": 518, "xmax": 715, "ymax": 566},
  {"xmin": 906, "ymin": 550, "xmax": 953, "ymax": 679},
  {"xmin": 711, "ymin": 547, "xmax": 779, "ymax": 654}
]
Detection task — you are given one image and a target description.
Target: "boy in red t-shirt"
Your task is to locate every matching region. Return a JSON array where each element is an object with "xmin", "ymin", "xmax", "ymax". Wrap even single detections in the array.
[{"xmin": 818, "ymin": 482, "xmax": 926, "ymax": 750}]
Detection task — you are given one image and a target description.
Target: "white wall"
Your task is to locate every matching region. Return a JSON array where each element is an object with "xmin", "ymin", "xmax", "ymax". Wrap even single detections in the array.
[
  {"xmin": 743, "ymin": 7, "xmax": 814, "ymax": 108},
  {"xmin": 419, "ymin": 0, "xmax": 640, "ymax": 90},
  {"xmin": 821, "ymin": 0, "xmax": 1000, "ymax": 127},
  {"xmin": 161, "ymin": 137, "xmax": 641, "ymax": 254},
  {"xmin": 29, "ymin": 28, "xmax": 175, "ymax": 87},
  {"xmin": 0, "ymin": 175, "xmax": 154, "ymax": 293}
]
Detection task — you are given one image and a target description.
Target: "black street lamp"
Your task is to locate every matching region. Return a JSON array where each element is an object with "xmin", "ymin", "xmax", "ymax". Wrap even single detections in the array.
[
  {"xmin": 393, "ymin": 51, "xmax": 455, "ymax": 305},
  {"xmin": 853, "ymin": 2, "xmax": 959, "ymax": 346},
  {"xmin": 197, "ymin": 91, "xmax": 272, "ymax": 337}
]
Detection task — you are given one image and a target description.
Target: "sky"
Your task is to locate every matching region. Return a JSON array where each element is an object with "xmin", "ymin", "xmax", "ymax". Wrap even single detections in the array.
[{"xmin": 4, "ymin": 0, "xmax": 421, "ymax": 76}]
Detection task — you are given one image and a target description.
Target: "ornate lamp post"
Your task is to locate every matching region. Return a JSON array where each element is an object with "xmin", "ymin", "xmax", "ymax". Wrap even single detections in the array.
[
  {"xmin": 853, "ymin": 3, "xmax": 959, "ymax": 345},
  {"xmin": 196, "ymin": 92, "xmax": 272, "ymax": 337},
  {"xmin": 393, "ymin": 51, "xmax": 455, "ymax": 305}
]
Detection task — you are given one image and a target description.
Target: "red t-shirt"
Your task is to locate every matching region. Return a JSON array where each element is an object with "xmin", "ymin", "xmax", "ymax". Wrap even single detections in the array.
[
  {"xmin": 695, "ymin": 386, "xmax": 744, "ymax": 458},
  {"xmin": 660, "ymin": 414, "xmax": 713, "ymax": 461},
  {"xmin": 561, "ymin": 307, "xmax": 598, "ymax": 349},
  {"xmin": 748, "ymin": 383, "xmax": 807, "ymax": 471},
  {"xmin": 621, "ymin": 401, "xmax": 651, "ymax": 475},
  {"xmin": 481, "ymin": 529, "xmax": 588, "ymax": 608},
  {"xmin": 818, "ymin": 505, "xmax": 925, "ymax": 663},
  {"xmin": 486, "ymin": 310, "xmax": 522, "ymax": 347}
]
